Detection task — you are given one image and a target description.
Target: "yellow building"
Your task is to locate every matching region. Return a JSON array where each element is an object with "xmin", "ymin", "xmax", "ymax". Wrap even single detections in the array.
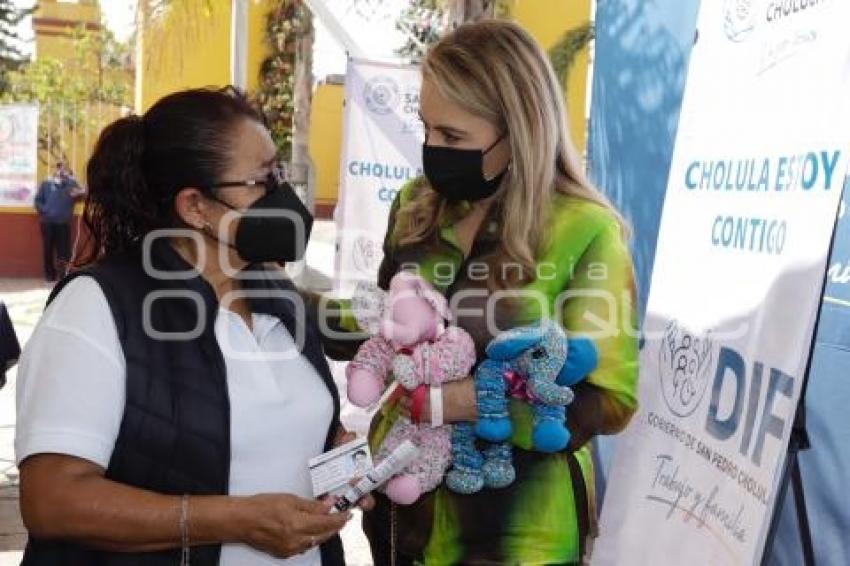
[
  {"xmin": 30, "ymin": 0, "xmax": 111, "ymax": 183},
  {"xmin": 136, "ymin": 0, "xmax": 273, "ymax": 112},
  {"xmin": 308, "ymin": 78, "xmax": 345, "ymax": 216},
  {"xmin": 33, "ymin": 0, "xmax": 101, "ymax": 60},
  {"xmin": 135, "ymin": 0, "xmax": 593, "ymax": 217},
  {"xmin": 0, "ymin": 0, "xmax": 127, "ymax": 277}
]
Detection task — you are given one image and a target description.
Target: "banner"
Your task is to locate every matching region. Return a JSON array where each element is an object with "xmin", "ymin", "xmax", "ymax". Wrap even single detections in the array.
[
  {"xmin": 586, "ymin": 0, "xmax": 700, "ymax": 504},
  {"xmin": 335, "ymin": 59, "xmax": 423, "ymax": 295},
  {"xmin": 588, "ymin": 0, "xmax": 700, "ymax": 325},
  {"xmin": 0, "ymin": 104, "xmax": 39, "ymax": 207},
  {"xmin": 594, "ymin": 2, "xmax": 850, "ymax": 565},
  {"xmin": 768, "ymin": 180, "xmax": 850, "ymax": 566}
]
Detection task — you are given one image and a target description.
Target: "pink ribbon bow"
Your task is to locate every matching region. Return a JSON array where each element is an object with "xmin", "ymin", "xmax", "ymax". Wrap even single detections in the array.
[{"xmin": 504, "ymin": 369, "xmax": 536, "ymax": 403}]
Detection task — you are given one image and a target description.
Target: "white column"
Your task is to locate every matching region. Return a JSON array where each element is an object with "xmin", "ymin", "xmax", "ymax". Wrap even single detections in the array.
[
  {"xmin": 135, "ymin": 0, "xmax": 147, "ymax": 113},
  {"xmin": 231, "ymin": 0, "xmax": 249, "ymax": 89}
]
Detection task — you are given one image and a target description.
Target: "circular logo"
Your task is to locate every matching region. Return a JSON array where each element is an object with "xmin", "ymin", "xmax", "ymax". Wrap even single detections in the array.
[
  {"xmin": 352, "ymin": 236, "xmax": 382, "ymax": 273},
  {"xmin": 658, "ymin": 321, "xmax": 714, "ymax": 417},
  {"xmin": 363, "ymin": 76, "xmax": 400, "ymax": 115},
  {"xmin": 724, "ymin": 0, "xmax": 757, "ymax": 42}
]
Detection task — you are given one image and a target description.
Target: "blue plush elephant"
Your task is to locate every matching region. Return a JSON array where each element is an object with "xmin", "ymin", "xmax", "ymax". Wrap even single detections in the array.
[{"xmin": 446, "ymin": 319, "xmax": 598, "ymax": 494}]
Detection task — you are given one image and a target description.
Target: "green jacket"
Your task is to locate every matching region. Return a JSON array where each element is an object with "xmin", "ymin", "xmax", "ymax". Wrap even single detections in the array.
[{"xmin": 335, "ymin": 180, "xmax": 639, "ymax": 565}]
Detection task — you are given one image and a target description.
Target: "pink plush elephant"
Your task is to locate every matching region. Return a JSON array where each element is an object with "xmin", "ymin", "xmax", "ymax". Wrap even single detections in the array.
[{"xmin": 347, "ymin": 272, "xmax": 476, "ymax": 504}]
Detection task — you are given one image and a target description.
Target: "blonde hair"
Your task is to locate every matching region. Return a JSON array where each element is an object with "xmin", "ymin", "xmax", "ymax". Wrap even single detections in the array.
[{"xmin": 395, "ymin": 20, "xmax": 626, "ymax": 288}]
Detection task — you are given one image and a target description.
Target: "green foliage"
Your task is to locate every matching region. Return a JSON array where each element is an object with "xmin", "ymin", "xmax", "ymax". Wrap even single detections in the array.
[
  {"xmin": 0, "ymin": 0, "xmax": 35, "ymax": 94},
  {"xmin": 255, "ymin": 0, "xmax": 311, "ymax": 161},
  {"xmin": 1, "ymin": 25, "xmax": 132, "ymax": 164},
  {"xmin": 396, "ymin": 0, "xmax": 444, "ymax": 62},
  {"xmin": 395, "ymin": 0, "xmax": 513, "ymax": 62},
  {"xmin": 548, "ymin": 22, "xmax": 594, "ymax": 91}
]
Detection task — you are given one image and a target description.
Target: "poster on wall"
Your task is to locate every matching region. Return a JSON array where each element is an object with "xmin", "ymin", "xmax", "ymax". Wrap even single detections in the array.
[
  {"xmin": 335, "ymin": 58, "xmax": 423, "ymax": 295},
  {"xmin": 593, "ymin": 1, "xmax": 850, "ymax": 565},
  {"xmin": 0, "ymin": 104, "xmax": 39, "ymax": 208}
]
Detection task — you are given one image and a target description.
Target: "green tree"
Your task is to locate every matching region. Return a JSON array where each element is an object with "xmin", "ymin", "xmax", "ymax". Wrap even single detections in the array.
[
  {"xmin": 1, "ymin": 25, "xmax": 132, "ymax": 165},
  {"xmin": 396, "ymin": 0, "xmax": 444, "ymax": 62},
  {"xmin": 255, "ymin": 0, "xmax": 312, "ymax": 161},
  {"xmin": 396, "ymin": 0, "xmax": 512, "ymax": 62},
  {"xmin": 0, "ymin": 0, "xmax": 34, "ymax": 94}
]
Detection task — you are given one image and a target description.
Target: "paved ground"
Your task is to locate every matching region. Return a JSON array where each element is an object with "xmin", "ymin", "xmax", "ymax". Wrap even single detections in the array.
[
  {"xmin": 0, "ymin": 279, "xmax": 49, "ymax": 564},
  {"xmin": 0, "ymin": 222, "xmax": 376, "ymax": 565}
]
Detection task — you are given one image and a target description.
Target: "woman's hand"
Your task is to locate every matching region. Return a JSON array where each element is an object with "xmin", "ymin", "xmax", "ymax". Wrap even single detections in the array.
[
  {"xmin": 236, "ymin": 494, "xmax": 349, "ymax": 558},
  {"xmin": 398, "ymin": 377, "xmax": 478, "ymax": 424},
  {"xmin": 332, "ymin": 428, "xmax": 375, "ymax": 512}
]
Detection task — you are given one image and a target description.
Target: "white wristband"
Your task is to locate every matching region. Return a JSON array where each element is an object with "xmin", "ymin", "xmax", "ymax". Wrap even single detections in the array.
[{"xmin": 430, "ymin": 385, "xmax": 444, "ymax": 428}]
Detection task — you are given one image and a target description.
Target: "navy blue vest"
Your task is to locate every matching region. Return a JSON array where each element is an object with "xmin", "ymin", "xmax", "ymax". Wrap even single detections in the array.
[{"xmin": 22, "ymin": 240, "xmax": 344, "ymax": 566}]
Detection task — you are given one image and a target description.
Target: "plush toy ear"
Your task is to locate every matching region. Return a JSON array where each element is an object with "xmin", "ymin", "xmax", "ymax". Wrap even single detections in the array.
[
  {"xmin": 351, "ymin": 280, "xmax": 387, "ymax": 335},
  {"xmin": 486, "ymin": 324, "xmax": 546, "ymax": 360},
  {"xmin": 391, "ymin": 271, "xmax": 452, "ymax": 322},
  {"xmin": 415, "ymin": 279, "xmax": 452, "ymax": 322},
  {"xmin": 557, "ymin": 336, "xmax": 599, "ymax": 386}
]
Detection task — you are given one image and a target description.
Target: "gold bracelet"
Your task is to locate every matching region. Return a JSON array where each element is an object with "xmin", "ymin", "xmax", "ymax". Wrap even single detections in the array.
[{"xmin": 180, "ymin": 494, "xmax": 190, "ymax": 566}]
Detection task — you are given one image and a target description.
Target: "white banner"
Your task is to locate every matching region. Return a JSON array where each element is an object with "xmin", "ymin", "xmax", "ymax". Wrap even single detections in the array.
[
  {"xmin": 0, "ymin": 104, "xmax": 39, "ymax": 207},
  {"xmin": 335, "ymin": 59, "xmax": 423, "ymax": 294},
  {"xmin": 594, "ymin": 2, "xmax": 850, "ymax": 565}
]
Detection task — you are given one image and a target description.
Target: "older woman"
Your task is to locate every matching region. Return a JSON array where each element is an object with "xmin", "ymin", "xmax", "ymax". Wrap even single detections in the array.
[{"xmin": 15, "ymin": 87, "xmax": 368, "ymax": 566}]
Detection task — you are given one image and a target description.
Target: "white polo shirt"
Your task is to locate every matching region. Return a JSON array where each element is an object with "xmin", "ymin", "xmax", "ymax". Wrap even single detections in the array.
[{"xmin": 15, "ymin": 276, "xmax": 334, "ymax": 565}]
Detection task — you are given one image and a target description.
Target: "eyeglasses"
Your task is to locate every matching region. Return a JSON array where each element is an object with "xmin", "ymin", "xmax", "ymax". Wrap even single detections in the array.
[{"xmin": 206, "ymin": 164, "xmax": 287, "ymax": 196}]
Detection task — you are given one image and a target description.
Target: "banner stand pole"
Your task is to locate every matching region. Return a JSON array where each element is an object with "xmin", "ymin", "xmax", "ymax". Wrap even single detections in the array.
[
  {"xmin": 760, "ymin": 407, "xmax": 814, "ymax": 566},
  {"xmin": 760, "ymin": 195, "xmax": 844, "ymax": 566}
]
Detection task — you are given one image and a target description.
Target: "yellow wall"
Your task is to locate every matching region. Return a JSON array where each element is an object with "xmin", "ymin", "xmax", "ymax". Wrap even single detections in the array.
[
  {"xmin": 307, "ymin": 82, "xmax": 344, "ymax": 209},
  {"xmin": 246, "ymin": 1, "xmax": 271, "ymax": 93},
  {"xmin": 138, "ymin": 2, "xmax": 231, "ymax": 111},
  {"xmin": 510, "ymin": 0, "xmax": 592, "ymax": 153},
  {"xmin": 138, "ymin": 0, "xmax": 272, "ymax": 112}
]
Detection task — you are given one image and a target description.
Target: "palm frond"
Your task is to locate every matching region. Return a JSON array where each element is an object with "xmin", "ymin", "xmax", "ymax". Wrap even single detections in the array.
[{"xmin": 548, "ymin": 22, "xmax": 594, "ymax": 90}]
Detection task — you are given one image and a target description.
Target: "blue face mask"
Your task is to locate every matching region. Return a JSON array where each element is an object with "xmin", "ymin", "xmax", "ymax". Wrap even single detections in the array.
[{"xmin": 422, "ymin": 134, "xmax": 508, "ymax": 202}]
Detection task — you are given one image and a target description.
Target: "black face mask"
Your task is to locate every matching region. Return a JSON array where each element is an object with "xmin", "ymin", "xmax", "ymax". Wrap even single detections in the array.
[
  {"xmin": 208, "ymin": 175, "xmax": 313, "ymax": 263},
  {"xmin": 422, "ymin": 133, "xmax": 508, "ymax": 202}
]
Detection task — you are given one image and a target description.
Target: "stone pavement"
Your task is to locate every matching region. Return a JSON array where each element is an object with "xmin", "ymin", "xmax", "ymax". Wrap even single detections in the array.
[
  {"xmin": 0, "ymin": 221, "xmax": 376, "ymax": 565},
  {"xmin": 0, "ymin": 279, "xmax": 50, "ymax": 565}
]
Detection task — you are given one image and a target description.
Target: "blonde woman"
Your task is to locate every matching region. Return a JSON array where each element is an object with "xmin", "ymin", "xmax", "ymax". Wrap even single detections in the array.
[{"xmin": 324, "ymin": 20, "xmax": 639, "ymax": 565}]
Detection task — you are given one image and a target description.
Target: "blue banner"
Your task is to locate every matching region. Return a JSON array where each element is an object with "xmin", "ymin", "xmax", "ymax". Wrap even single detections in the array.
[
  {"xmin": 766, "ymin": 181, "xmax": 850, "ymax": 566},
  {"xmin": 587, "ymin": 0, "xmax": 700, "ymax": 325},
  {"xmin": 586, "ymin": 0, "xmax": 699, "ymax": 509}
]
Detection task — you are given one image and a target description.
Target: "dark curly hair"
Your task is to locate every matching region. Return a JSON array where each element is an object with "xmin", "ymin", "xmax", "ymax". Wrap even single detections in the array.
[{"xmin": 76, "ymin": 86, "xmax": 263, "ymax": 266}]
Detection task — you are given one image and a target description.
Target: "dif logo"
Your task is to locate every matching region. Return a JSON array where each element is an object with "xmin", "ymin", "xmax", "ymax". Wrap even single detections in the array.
[
  {"xmin": 707, "ymin": 346, "xmax": 794, "ymax": 465},
  {"xmin": 723, "ymin": 0, "xmax": 757, "ymax": 42},
  {"xmin": 657, "ymin": 320, "xmax": 795, "ymax": 466},
  {"xmin": 659, "ymin": 321, "xmax": 714, "ymax": 417},
  {"xmin": 364, "ymin": 76, "xmax": 400, "ymax": 116}
]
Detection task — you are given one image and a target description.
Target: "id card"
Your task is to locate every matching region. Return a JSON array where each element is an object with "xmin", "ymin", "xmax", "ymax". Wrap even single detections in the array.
[{"xmin": 308, "ymin": 437, "xmax": 373, "ymax": 497}]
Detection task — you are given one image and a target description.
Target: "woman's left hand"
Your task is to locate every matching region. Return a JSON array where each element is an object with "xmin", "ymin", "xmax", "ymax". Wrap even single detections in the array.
[
  {"xmin": 398, "ymin": 377, "xmax": 478, "ymax": 424},
  {"xmin": 331, "ymin": 428, "xmax": 375, "ymax": 512}
]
